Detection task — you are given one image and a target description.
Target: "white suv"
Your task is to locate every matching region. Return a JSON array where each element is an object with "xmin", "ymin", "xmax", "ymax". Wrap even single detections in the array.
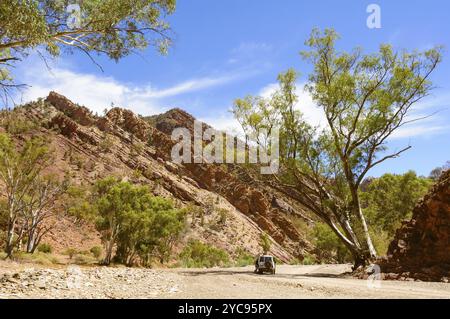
[{"xmin": 254, "ymin": 255, "xmax": 276, "ymax": 274}]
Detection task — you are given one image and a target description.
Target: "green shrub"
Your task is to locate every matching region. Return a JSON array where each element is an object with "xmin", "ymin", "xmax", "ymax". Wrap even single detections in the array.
[
  {"xmin": 289, "ymin": 258, "xmax": 301, "ymax": 265},
  {"xmin": 90, "ymin": 246, "xmax": 102, "ymax": 259},
  {"xmin": 370, "ymin": 229, "xmax": 391, "ymax": 256},
  {"xmin": 0, "ymin": 115, "xmax": 38, "ymax": 135},
  {"xmin": 217, "ymin": 208, "xmax": 228, "ymax": 224},
  {"xmin": 37, "ymin": 243, "xmax": 53, "ymax": 254},
  {"xmin": 15, "ymin": 252, "xmax": 59, "ymax": 265},
  {"xmin": 302, "ymin": 253, "xmax": 316, "ymax": 265},
  {"xmin": 64, "ymin": 248, "xmax": 78, "ymax": 259},
  {"xmin": 99, "ymin": 134, "xmax": 114, "ymax": 152},
  {"xmin": 234, "ymin": 248, "xmax": 254, "ymax": 267},
  {"xmin": 259, "ymin": 233, "xmax": 271, "ymax": 254},
  {"xmin": 313, "ymin": 222, "xmax": 351, "ymax": 263},
  {"xmin": 78, "ymin": 250, "xmax": 92, "ymax": 256},
  {"xmin": 180, "ymin": 240, "xmax": 230, "ymax": 268},
  {"xmin": 73, "ymin": 254, "xmax": 96, "ymax": 265}
]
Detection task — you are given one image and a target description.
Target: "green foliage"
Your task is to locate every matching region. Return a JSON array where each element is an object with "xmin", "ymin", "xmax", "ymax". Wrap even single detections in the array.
[
  {"xmin": 187, "ymin": 203, "xmax": 204, "ymax": 226},
  {"xmin": 0, "ymin": 0, "xmax": 176, "ymax": 102},
  {"xmin": 361, "ymin": 171, "xmax": 433, "ymax": 236},
  {"xmin": 77, "ymin": 177, "xmax": 185, "ymax": 266},
  {"xmin": 90, "ymin": 246, "xmax": 102, "ymax": 259},
  {"xmin": 72, "ymin": 155, "xmax": 85, "ymax": 170},
  {"xmin": 179, "ymin": 240, "xmax": 230, "ymax": 268},
  {"xmin": 37, "ymin": 243, "xmax": 52, "ymax": 254},
  {"xmin": 0, "ymin": 132, "xmax": 54, "ymax": 256},
  {"xmin": 259, "ymin": 233, "xmax": 271, "ymax": 254},
  {"xmin": 63, "ymin": 185, "xmax": 95, "ymax": 223},
  {"xmin": 234, "ymin": 248, "xmax": 255, "ymax": 267},
  {"xmin": 131, "ymin": 169, "xmax": 143, "ymax": 180},
  {"xmin": 64, "ymin": 248, "xmax": 77, "ymax": 260},
  {"xmin": 288, "ymin": 258, "xmax": 301, "ymax": 265},
  {"xmin": 0, "ymin": 112, "xmax": 38, "ymax": 135},
  {"xmin": 232, "ymin": 28, "xmax": 442, "ymax": 265},
  {"xmin": 369, "ymin": 229, "xmax": 391, "ymax": 257},
  {"xmin": 313, "ymin": 223, "xmax": 351, "ymax": 263},
  {"xmin": 217, "ymin": 208, "xmax": 228, "ymax": 225},
  {"xmin": 98, "ymin": 134, "xmax": 114, "ymax": 152},
  {"xmin": 130, "ymin": 142, "xmax": 144, "ymax": 157},
  {"xmin": 73, "ymin": 254, "xmax": 97, "ymax": 265},
  {"xmin": 301, "ymin": 253, "xmax": 317, "ymax": 265},
  {"xmin": 15, "ymin": 251, "xmax": 59, "ymax": 265}
]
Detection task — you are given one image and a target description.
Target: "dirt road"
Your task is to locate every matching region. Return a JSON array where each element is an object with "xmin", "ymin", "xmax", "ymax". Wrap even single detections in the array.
[
  {"xmin": 169, "ymin": 265, "xmax": 450, "ymax": 299},
  {"xmin": 0, "ymin": 262, "xmax": 449, "ymax": 299}
]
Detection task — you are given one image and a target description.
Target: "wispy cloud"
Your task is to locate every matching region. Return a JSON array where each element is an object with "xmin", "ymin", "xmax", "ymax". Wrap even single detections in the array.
[
  {"xmin": 199, "ymin": 112, "xmax": 244, "ymax": 137},
  {"xmin": 391, "ymin": 125, "xmax": 447, "ymax": 139},
  {"xmin": 130, "ymin": 74, "xmax": 243, "ymax": 99},
  {"xmin": 228, "ymin": 42, "xmax": 273, "ymax": 64},
  {"xmin": 259, "ymin": 82, "xmax": 328, "ymax": 129},
  {"xmin": 13, "ymin": 57, "xmax": 256, "ymax": 116},
  {"xmin": 231, "ymin": 42, "xmax": 273, "ymax": 55}
]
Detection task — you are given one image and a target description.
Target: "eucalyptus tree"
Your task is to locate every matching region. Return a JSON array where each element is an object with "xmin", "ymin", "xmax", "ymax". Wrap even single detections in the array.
[
  {"xmin": 0, "ymin": 0, "xmax": 176, "ymax": 103},
  {"xmin": 233, "ymin": 29, "xmax": 442, "ymax": 267},
  {"xmin": 20, "ymin": 174, "xmax": 69, "ymax": 253},
  {"xmin": 0, "ymin": 133, "xmax": 52, "ymax": 257}
]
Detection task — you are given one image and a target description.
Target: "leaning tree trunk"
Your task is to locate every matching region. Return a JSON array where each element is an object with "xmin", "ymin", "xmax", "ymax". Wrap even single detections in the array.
[
  {"xmin": 352, "ymin": 191, "xmax": 377, "ymax": 260},
  {"xmin": 5, "ymin": 213, "xmax": 16, "ymax": 258},
  {"xmin": 326, "ymin": 219, "xmax": 369, "ymax": 269},
  {"xmin": 103, "ymin": 239, "xmax": 114, "ymax": 265}
]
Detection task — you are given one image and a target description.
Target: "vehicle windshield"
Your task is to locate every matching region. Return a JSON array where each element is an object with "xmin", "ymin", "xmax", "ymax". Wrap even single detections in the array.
[{"xmin": 259, "ymin": 256, "xmax": 273, "ymax": 262}]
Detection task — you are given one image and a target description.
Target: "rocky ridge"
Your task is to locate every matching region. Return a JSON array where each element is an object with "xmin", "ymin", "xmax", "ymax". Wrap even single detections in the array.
[
  {"xmin": 2, "ymin": 91, "xmax": 316, "ymax": 262},
  {"xmin": 380, "ymin": 170, "xmax": 450, "ymax": 281}
]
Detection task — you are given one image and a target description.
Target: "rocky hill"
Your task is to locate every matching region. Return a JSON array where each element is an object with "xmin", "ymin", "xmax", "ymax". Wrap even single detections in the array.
[
  {"xmin": 0, "ymin": 92, "xmax": 316, "ymax": 263},
  {"xmin": 380, "ymin": 170, "xmax": 450, "ymax": 281}
]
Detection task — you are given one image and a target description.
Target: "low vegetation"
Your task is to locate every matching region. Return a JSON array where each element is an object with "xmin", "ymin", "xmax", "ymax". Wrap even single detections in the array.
[
  {"xmin": 179, "ymin": 240, "xmax": 230, "ymax": 268},
  {"xmin": 67, "ymin": 177, "xmax": 187, "ymax": 267}
]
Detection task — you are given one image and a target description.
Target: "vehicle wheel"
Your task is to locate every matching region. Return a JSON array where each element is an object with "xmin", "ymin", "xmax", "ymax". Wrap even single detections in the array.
[{"xmin": 272, "ymin": 269, "xmax": 276, "ymax": 274}]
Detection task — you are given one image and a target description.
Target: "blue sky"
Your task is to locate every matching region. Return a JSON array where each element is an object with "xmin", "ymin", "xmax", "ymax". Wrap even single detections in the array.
[{"xmin": 13, "ymin": 0, "xmax": 450, "ymax": 177}]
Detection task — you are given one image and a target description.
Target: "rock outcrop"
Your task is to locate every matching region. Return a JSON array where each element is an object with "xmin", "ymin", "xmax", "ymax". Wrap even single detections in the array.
[
  {"xmin": 380, "ymin": 170, "xmax": 450, "ymax": 281},
  {"xmin": 1, "ymin": 92, "xmax": 317, "ymax": 262}
]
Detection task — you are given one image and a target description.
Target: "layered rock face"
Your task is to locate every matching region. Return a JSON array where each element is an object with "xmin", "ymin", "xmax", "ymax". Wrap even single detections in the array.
[
  {"xmin": 381, "ymin": 170, "xmax": 450, "ymax": 281},
  {"xmin": 2, "ymin": 91, "xmax": 316, "ymax": 262}
]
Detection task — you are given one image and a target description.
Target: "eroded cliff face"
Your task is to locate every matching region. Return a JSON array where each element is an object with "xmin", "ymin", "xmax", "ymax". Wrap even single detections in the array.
[
  {"xmin": 1, "ymin": 91, "xmax": 316, "ymax": 262},
  {"xmin": 380, "ymin": 170, "xmax": 450, "ymax": 281}
]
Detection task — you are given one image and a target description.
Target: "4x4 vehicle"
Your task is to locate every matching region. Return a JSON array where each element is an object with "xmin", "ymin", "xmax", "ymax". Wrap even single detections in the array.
[{"xmin": 254, "ymin": 255, "xmax": 276, "ymax": 274}]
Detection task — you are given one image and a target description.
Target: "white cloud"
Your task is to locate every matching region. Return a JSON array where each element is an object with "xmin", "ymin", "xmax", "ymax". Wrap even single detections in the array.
[
  {"xmin": 391, "ymin": 125, "xmax": 447, "ymax": 139},
  {"xmin": 257, "ymin": 81, "xmax": 449, "ymax": 139},
  {"xmin": 259, "ymin": 82, "xmax": 327, "ymax": 129},
  {"xmin": 199, "ymin": 112, "xmax": 244, "ymax": 137},
  {"xmin": 130, "ymin": 74, "xmax": 241, "ymax": 99},
  {"xmin": 14, "ymin": 57, "xmax": 251, "ymax": 116},
  {"xmin": 231, "ymin": 42, "xmax": 272, "ymax": 56},
  {"xmin": 19, "ymin": 68, "xmax": 133, "ymax": 115},
  {"xmin": 228, "ymin": 42, "xmax": 273, "ymax": 65}
]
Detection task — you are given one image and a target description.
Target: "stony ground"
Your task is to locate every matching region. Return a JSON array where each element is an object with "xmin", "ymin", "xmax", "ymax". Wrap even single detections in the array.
[
  {"xmin": 0, "ymin": 262, "xmax": 181, "ymax": 299},
  {"xmin": 0, "ymin": 261, "xmax": 449, "ymax": 299}
]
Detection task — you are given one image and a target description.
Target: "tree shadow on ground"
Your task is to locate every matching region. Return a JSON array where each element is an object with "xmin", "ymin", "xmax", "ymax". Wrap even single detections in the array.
[{"xmin": 178, "ymin": 269, "xmax": 349, "ymax": 279}]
